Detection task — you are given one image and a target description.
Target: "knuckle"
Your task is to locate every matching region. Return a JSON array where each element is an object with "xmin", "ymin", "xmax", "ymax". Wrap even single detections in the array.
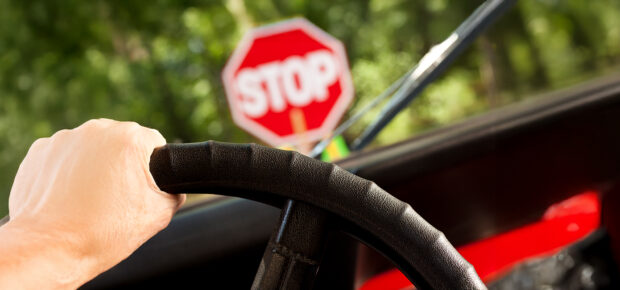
[
  {"xmin": 123, "ymin": 121, "xmax": 140, "ymax": 129},
  {"xmin": 120, "ymin": 122, "xmax": 163, "ymax": 146},
  {"xmin": 80, "ymin": 119, "xmax": 104, "ymax": 130},
  {"xmin": 50, "ymin": 129, "xmax": 70, "ymax": 139},
  {"xmin": 117, "ymin": 121, "xmax": 141, "ymax": 135},
  {"xmin": 84, "ymin": 119, "xmax": 102, "ymax": 127},
  {"xmin": 30, "ymin": 137, "xmax": 49, "ymax": 150},
  {"xmin": 81, "ymin": 118, "xmax": 115, "ymax": 130},
  {"xmin": 146, "ymin": 128, "xmax": 166, "ymax": 144}
]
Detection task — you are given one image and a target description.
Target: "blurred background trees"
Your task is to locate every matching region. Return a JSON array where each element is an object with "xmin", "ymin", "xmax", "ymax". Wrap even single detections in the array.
[{"xmin": 1, "ymin": 0, "xmax": 619, "ymax": 216}]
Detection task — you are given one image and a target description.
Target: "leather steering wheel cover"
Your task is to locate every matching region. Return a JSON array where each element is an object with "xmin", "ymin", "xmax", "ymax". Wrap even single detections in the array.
[{"xmin": 150, "ymin": 141, "xmax": 485, "ymax": 289}]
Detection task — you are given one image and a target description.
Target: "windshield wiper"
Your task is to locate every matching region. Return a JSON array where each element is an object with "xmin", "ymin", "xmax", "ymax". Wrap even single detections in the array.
[{"xmin": 309, "ymin": 0, "xmax": 517, "ymax": 157}]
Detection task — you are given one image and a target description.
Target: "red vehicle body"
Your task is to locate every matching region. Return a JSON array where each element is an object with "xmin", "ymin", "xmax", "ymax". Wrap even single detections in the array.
[{"xmin": 362, "ymin": 192, "xmax": 601, "ymax": 289}]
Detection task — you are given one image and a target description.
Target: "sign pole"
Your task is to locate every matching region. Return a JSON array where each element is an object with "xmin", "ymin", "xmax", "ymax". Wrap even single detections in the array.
[{"xmin": 289, "ymin": 108, "xmax": 312, "ymax": 155}]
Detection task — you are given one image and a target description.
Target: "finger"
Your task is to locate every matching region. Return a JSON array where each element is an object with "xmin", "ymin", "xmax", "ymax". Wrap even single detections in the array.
[{"xmin": 140, "ymin": 128, "xmax": 166, "ymax": 150}]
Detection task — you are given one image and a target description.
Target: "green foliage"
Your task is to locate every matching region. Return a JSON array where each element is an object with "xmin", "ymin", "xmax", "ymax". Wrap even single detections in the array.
[{"xmin": 1, "ymin": 0, "xmax": 619, "ymax": 216}]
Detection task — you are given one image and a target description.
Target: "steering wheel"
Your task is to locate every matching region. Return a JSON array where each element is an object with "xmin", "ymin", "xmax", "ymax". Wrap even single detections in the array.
[{"xmin": 149, "ymin": 141, "xmax": 485, "ymax": 290}]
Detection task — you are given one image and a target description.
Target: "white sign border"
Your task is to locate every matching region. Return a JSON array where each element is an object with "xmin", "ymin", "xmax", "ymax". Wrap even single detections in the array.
[{"xmin": 222, "ymin": 18, "xmax": 354, "ymax": 147}]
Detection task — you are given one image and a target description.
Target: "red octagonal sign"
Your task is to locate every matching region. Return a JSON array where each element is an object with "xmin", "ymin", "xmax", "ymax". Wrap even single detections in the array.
[{"xmin": 222, "ymin": 18, "xmax": 354, "ymax": 147}]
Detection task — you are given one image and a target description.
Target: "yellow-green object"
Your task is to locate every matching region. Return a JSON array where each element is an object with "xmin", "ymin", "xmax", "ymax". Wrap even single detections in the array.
[{"xmin": 321, "ymin": 135, "xmax": 350, "ymax": 162}]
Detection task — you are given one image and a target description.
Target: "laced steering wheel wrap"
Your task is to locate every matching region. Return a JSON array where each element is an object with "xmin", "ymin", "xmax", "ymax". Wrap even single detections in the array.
[{"xmin": 149, "ymin": 141, "xmax": 485, "ymax": 289}]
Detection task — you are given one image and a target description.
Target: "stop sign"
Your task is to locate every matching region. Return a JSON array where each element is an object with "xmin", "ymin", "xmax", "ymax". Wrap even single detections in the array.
[{"xmin": 222, "ymin": 18, "xmax": 354, "ymax": 147}]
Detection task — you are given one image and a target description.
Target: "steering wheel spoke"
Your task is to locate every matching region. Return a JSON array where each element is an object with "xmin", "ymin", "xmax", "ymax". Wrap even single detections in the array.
[{"xmin": 252, "ymin": 200, "xmax": 330, "ymax": 290}]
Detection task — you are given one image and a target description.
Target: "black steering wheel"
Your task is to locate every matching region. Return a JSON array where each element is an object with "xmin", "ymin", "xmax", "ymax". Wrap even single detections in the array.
[{"xmin": 149, "ymin": 141, "xmax": 485, "ymax": 289}]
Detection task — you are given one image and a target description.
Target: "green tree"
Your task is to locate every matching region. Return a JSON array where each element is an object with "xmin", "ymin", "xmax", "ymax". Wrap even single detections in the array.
[{"xmin": 1, "ymin": 0, "xmax": 619, "ymax": 216}]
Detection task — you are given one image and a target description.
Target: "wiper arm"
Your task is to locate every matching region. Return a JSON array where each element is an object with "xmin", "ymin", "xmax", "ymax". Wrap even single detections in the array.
[
  {"xmin": 308, "ymin": 66, "xmax": 414, "ymax": 158},
  {"xmin": 308, "ymin": 0, "xmax": 517, "ymax": 158},
  {"xmin": 351, "ymin": 0, "xmax": 517, "ymax": 151}
]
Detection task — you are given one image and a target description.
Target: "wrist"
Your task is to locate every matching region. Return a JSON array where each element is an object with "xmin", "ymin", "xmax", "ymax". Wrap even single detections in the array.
[{"xmin": 0, "ymin": 219, "xmax": 104, "ymax": 289}]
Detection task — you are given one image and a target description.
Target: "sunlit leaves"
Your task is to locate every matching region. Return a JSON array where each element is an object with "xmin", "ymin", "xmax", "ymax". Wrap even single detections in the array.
[{"xmin": 0, "ymin": 0, "xmax": 620, "ymax": 215}]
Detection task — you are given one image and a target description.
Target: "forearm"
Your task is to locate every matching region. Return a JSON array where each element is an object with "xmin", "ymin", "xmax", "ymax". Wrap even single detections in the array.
[{"xmin": 0, "ymin": 221, "xmax": 101, "ymax": 289}]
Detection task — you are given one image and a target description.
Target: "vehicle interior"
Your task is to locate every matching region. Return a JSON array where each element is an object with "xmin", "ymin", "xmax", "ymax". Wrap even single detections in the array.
[
  {"xmin": 2, "ymin": 0, "xmax": 620, "ymax": 289},
  {"xmin": 83, "ymin": 74, "xmax": 620, "ymax": 289}
]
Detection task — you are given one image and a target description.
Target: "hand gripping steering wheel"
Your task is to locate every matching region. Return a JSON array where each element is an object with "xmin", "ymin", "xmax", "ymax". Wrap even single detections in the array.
[{"xmin": 149, "ymin": 141, "xmax": 486, "ymax": 290}]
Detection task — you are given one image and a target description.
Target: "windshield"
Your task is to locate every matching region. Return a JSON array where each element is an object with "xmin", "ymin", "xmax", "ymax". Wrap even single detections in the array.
[{"xmin": 1, "ymin": 0, "xmax": 620, "ymax": 215}]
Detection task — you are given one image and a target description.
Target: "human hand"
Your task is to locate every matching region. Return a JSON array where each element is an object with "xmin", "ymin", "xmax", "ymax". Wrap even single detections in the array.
[{"xmin": 0, "ymin": 119, "xmax": 185, "ymax": 289}]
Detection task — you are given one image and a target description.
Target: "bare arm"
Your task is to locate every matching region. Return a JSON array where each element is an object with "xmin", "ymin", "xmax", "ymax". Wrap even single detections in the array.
[
  {"xmin": 0, "ymin": 119, "xmax": 185, "ymax": 289},
  {"xmin": 0, "ymin": 220, "xmax": 100, "ymax": 289}
]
